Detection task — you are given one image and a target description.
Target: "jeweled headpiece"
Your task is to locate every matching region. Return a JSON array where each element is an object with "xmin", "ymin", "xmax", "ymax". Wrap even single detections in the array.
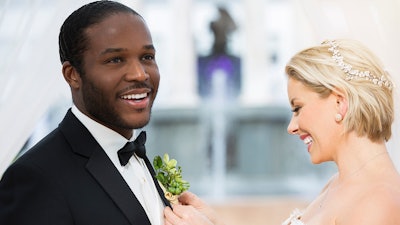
[{"xmin": 323, "ymin": 40, "xmax": 393, "ymax": 90}]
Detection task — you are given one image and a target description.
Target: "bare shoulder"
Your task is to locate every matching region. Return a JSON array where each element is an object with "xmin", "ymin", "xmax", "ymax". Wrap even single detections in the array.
[
  {"xmin": 365, "ymin": 182, "xmax": 400, "ymax": 207},
  {"xmin": 340, "ymin": 180, "xmax": 400, "ymax": 225}
]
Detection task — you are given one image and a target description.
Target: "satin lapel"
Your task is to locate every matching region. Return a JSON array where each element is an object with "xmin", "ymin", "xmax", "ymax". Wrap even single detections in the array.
[
  {"xmin": 86, "ymin": 150, "xmax": 151, "ymax": 225},
  {"xmin": 142, "ymin": 155, "xmax": 171, "ymax": 208},
  {"xmin": 59, "ymin": 109, "xmax": 151, "ymax": 225}
]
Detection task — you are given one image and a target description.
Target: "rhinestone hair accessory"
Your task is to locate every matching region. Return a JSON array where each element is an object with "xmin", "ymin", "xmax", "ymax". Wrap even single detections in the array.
[{"xmin": 324, "ymin": 40, "xmax": 393, "ymax": 90}]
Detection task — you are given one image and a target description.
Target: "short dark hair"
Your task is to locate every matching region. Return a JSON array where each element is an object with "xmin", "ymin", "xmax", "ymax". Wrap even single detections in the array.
[{"xmin": 58, "ymin": 0, "xmax": 141, "ymax": 75}]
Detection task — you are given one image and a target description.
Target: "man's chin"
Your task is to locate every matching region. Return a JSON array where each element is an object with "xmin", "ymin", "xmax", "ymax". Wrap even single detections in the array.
[{"xmin": 128, "ymin": 116, "xmax": 151, "ymax": 129}]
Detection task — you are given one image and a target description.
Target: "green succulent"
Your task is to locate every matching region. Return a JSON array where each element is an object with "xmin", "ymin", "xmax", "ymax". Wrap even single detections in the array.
[{"xmin": 153, "ymin": 153, "xmax": 190, "ymax": 195}]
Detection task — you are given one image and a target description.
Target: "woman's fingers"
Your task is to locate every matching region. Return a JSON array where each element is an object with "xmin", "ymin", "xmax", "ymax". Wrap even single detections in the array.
[
  {"xmin": 164, "ymin": 205, "xmax": 214, "ymax": 225},
  {"xmin": 164, "ymin": 206, "xmax": 180, "ymax": 225},
  {"xmin": 177, "ymin": 192, "xmax": 221, "ymax": 225},
  {"xmin": 179, "ymin": 191, "xmax": 202, "ymax": 206}
]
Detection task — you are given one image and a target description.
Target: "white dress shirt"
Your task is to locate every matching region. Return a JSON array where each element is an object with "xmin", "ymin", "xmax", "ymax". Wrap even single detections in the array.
[{"xmin": 71, "ymin": 105, "xmax": 164, "ymax": 225}]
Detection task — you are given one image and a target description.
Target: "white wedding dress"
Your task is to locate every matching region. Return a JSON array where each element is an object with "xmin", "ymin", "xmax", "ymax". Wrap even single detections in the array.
[{"xmin": 281, "ymin": 209, "xmax": 305, "ymax": 225}]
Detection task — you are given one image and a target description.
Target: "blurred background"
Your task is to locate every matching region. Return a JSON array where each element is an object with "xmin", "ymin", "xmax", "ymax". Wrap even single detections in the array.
[{"xmin": 1, "ymin": 0, "xmax": 399, "ymax": 224}]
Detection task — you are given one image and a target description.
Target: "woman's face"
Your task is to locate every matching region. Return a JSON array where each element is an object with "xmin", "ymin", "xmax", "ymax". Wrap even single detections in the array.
[{"xmin": 286, "ymin": 78, "xmax": 342, "ymax": 164}]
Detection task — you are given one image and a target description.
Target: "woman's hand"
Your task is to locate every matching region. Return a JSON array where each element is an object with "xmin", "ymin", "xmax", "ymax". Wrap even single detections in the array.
[
  {"xmin": 164, "ymin": 205, "xmax": 213, "ymax": 225},
  {"xmin": 164, "ymin": 191, "xmax": 225, "ymax": 225}
]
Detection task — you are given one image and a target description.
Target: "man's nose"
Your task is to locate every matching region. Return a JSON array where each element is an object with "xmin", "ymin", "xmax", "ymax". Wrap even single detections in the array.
[{"xmin": 125, "ymin": 60, "xmax": 148, "ymax": 81}]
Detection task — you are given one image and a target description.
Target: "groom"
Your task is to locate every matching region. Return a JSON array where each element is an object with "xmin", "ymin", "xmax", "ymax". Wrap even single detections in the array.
[{"xmin": 0, "ymin": 1, "xmax": 170, "ymax": 225}]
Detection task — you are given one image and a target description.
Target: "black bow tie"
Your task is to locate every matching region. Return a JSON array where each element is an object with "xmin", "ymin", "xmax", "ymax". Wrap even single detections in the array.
[
  {"xmin": 117, "ymin": 131, "xmax": 147, "ymax": 166},
  {"xmin": 116, "ymin": 131, "xmax": 172, "ymax": 208}
]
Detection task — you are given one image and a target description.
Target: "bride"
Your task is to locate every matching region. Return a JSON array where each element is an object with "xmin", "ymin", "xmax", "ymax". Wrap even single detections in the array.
[{"xmin": 163, "ymin": 39, "xmax": 400, "ymax": 225}]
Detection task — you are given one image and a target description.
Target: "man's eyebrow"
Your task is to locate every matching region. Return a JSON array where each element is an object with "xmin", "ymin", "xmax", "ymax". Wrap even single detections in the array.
[
  {"xmin": 144, "ymin": 44, "xmax": 155, "ymax": 51},
  {"xmin": 100, "ymin": 45, "xmax": 155, "ymax": 55},
  {"xmin": 100, "ymin": 48, "xmax": 126, "ymax": 55}
]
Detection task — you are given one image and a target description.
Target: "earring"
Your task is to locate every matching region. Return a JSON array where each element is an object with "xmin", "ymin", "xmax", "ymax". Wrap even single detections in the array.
[{"xmin": 335, "ymin": 113, "xmax": 343, "ymax": 122}]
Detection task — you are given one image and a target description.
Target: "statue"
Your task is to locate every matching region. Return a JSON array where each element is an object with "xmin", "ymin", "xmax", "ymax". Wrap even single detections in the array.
[{"xmin": 197, "ymin": 6, "xmax": 241, "ymax": 100}]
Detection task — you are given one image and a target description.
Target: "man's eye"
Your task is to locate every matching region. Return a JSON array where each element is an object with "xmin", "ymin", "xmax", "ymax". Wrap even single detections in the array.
[
  {"xmin": 107, "ymin": 57, "xmax": 123, "ymax": 64},
  {"xmin": 142, "ymin": 54, "xmax": 155, "ymax": 61}
]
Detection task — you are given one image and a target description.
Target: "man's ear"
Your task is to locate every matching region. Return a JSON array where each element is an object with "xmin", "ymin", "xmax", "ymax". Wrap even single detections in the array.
[
  {"xmin": 62, "ymin": 61, "xmax": 80, "ymax": 89},
  {"xmin": 332, "ymin": 88, "xmax": 348, "ymax": 116}
]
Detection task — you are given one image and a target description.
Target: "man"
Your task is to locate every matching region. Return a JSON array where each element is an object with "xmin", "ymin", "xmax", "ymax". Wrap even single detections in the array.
[{"xmin": 0, "ymin": 1, "xmax": 169, "ymax": 224}]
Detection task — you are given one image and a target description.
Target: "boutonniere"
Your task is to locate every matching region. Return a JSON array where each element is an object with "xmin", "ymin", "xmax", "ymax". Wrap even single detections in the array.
[{"xmin": 153, "ymin": 153, "xmax": 190, "ymax": 204}]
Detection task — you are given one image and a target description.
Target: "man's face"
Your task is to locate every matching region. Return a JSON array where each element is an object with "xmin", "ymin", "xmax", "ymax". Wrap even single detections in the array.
[{"xmin": 77, "ymin": 12, "xmax": 160, "ymax": 139}]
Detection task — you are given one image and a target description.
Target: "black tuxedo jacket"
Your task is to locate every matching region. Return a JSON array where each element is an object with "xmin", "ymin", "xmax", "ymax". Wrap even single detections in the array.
[{"xmin": 0, "ymin": 109, "xmax": 168, "ymax": 225}]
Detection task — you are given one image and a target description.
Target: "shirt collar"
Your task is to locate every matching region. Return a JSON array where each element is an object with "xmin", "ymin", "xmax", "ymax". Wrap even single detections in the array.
[{"xmin": 71, "ymin": 105, "xmax": 138, "ymax": 167}]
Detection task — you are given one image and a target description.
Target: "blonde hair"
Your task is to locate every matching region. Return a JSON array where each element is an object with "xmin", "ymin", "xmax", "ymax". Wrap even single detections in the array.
[{"xmin": 285, "ymin": 39, "xmax": 394, "ymax": 142}]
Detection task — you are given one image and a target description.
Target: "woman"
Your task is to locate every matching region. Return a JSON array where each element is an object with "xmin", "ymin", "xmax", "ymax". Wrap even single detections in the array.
[
  {"xmin": 282, "ymin": 39, "xmax": 399, "ymax": 224},
  {"xmin": 164, "ymin": 39, "xmax": 400, "ymax": 225}
]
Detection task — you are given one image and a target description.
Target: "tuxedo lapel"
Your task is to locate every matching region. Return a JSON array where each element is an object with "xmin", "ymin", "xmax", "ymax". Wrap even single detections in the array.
[
  {"xmin": 142, "ymin": 155, "xmax": 171, "ymax": 208},
  {"xmin": 59, "ymin": 109, "xmax": 151, "ymax": 225},
  {"xmin": 86, "ymin": 149, "xmax": 151, "ymax": 225}
]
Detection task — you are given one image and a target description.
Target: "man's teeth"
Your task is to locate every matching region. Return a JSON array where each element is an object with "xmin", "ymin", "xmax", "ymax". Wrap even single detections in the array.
[
  {"xmin": 121, "ymin": 93, "xmax": 147, "ymax": 100},
  {"xmin": 304, "ymin": 136, "xmax": 313, "ymax": 145}
]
